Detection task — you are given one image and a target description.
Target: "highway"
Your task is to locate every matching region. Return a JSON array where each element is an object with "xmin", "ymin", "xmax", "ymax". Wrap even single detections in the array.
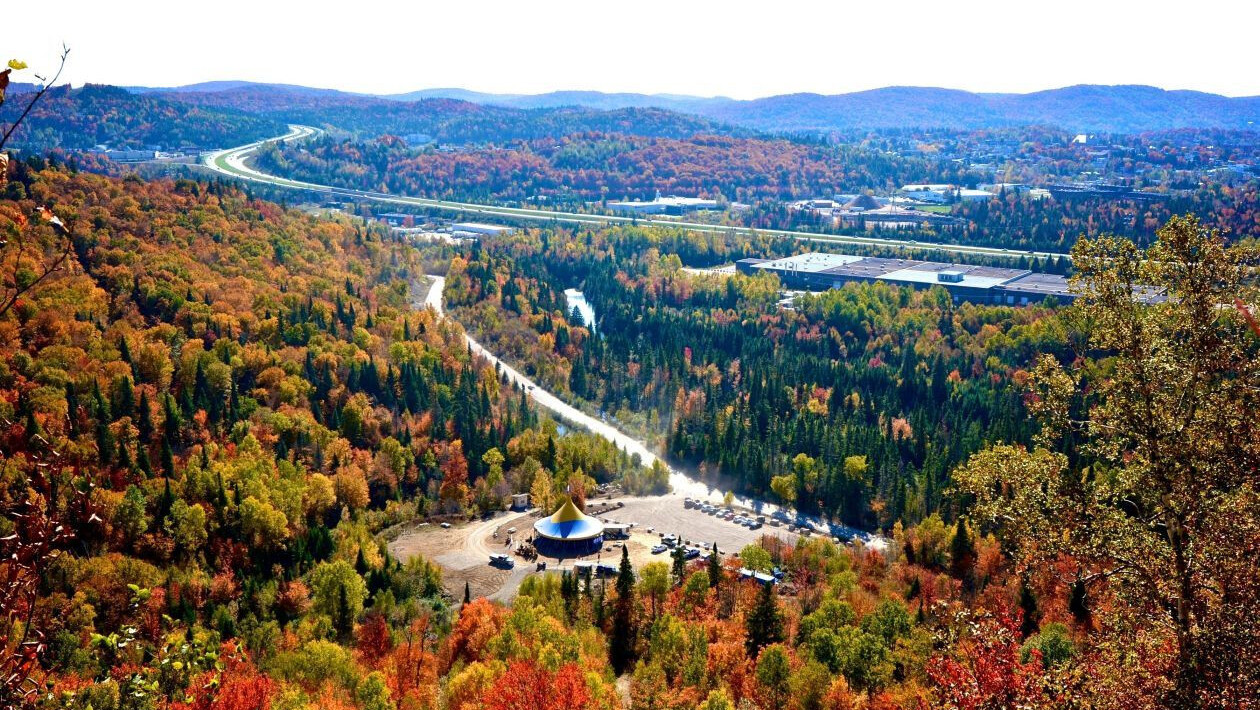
[{"xmin": 205, "ymin": 125, "xmax": 1072, "ymax": 262}]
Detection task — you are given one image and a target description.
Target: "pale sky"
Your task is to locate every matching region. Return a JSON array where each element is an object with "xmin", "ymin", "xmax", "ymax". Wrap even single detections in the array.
[{"xmin": 8, "ymin": 0, "xmax": 1260, "ymax": 99}]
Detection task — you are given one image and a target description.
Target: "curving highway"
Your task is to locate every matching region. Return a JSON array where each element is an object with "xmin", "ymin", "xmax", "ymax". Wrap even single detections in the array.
[
  {"xmin": 206, "ymin": 129, "xmax": 894, "ymax": 545},
  {"xmin": 205, "ymin": 125, "xmax": 1071, "ymax": 262}
]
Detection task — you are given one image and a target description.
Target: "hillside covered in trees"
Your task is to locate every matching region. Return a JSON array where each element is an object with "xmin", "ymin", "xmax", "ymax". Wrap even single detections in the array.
[
  {"xmin": 255, "ymin": 132, "xmax": 964, "ymax": 207},
  {"xmin": 0, "ymin": 151, "xmax": 1255, "ymax": 710},
  {"xmin": 444, "ymin": 227, "xmax": 1069, "ymax": 529},
  {"xmin": 155, "ymin": 87, "xmax": 732, "ymax": 143},
  {"xmin": 0, "ymin": 160, "xmax": 641, "ymax": 709},
  {"xmin": 0, "ymin": 84, "xmax": 286, "ymax": 152}
]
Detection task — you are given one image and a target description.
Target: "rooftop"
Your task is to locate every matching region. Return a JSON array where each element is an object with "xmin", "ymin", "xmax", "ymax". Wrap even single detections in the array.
[
  {"xmin": 999, "ymin": 272, "xmax": 1077, "ymax": 297},
  {"xmin": 748, "ymin": 253, "xmax": 866, "ymax": 274},
  {"xmin": 878, "ymin": 266, "xmax": 1018, "ymax": 290}
]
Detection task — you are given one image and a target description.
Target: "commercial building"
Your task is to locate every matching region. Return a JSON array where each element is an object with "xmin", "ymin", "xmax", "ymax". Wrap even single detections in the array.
[
  {"xmin": 533, "ymin": 497, "xmax": 605, "ymax": 556},
  {"xmin": 790, "ymin": 195, "xmax": 963, "ymax": 229},
  {"xmin": 607, "ymin": 195, "xmax": 721, "ymax": 216},
  {"xmin": 99, "ymin": 149, "xmax": 158, "ymax": 163},
  {"xmin": 1044, "ymin": 184, "xmax": 1165, "ymax": 202},
  {"xmin": 736, "ymin": 252, "xmax": 1079, "ymax": 305},
  {"xmin": 449, "ymin": 222, "xmax": 515, "ymax": 237}
]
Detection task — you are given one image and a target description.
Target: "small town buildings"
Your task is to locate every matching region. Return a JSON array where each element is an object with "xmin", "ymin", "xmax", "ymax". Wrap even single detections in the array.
[{"xmin": 607, "ymin": 195, "xmax": 721, "ymax": 215}]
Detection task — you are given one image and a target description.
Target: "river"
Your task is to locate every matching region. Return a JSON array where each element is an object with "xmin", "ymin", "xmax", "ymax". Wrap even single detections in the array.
[
  {"xmin": 564, "ymin": 288, "xmax": 597, "ymax": 333},
  {"xmin": 419, "ymin": 276, "xmax": 883, "ymax": 548}
]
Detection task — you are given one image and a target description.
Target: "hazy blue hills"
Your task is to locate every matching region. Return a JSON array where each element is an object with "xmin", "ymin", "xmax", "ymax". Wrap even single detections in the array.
[
  {"xmin": 694, "ymin": 85, "xmax": 1260, "ymax": 133},
  {"xmin": 134, "ymin": 81, "xmax": 1260, "ymax": 133}
]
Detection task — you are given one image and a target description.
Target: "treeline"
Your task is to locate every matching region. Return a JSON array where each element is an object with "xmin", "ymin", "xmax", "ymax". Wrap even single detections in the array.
[
  {"xmin": 0, "ymin": 84, "xmax": 285, "ymax": 152},
  {"xmin": 256, "ymin": 132, "xmax": 966, "ymax": 206},
  {"xmin": 444, "ymin": 226, "xmax": 1070, "ymax": 529},
  {"xmin": 0, "ymin": 161, "xmax": 640, "ymax": 708},
  {"xmin": 946, "ymin": 184, "xmax": 1260, "ymax": 250},
  {"xmin": 159, "ymin": 88, "xmax": 730, "ymax": 143},
  {"xmin": 254, "ymin": 130, "xmax": 1260, "ymax": 254}
]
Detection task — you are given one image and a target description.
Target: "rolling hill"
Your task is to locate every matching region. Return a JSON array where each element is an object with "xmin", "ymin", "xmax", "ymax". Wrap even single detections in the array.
[{"xmin": 139, "ymin": 80, "xmax": 1260, "ymax": 134}]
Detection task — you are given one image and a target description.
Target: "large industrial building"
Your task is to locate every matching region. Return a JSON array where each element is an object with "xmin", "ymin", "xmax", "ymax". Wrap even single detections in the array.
[
  {"xmin": 532, "ymin": 497, "xmax": 605, "ymax": 556},
  {"xmin": 607, "ymin": 195, "xmax": 721, "ymax": 216},
  {"xmin": 736, "ymin": 252, "xmax": 1077, "ymax": 306}
]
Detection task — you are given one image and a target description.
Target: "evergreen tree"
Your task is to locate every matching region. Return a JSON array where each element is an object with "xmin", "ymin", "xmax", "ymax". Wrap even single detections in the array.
[
  {"xmin": 335, "ymin": 583, "xmax": 354, "ymax": 638},
  {"xmin": 949, "ymin": 516, "xmax": 977, "ymax": 592},
  {"xmin": 745, "ymin": 581, "xmax": 784, "ymax": 658},
  {"xmin": 671, "ymin": 545, "xmax": 686, "ymax": 586},
  {"xmin": 708, "ymin": 542, "xmax": 722, "ymax": 588},
  {"xmin": 610, "ymin": 545, "xmax": 637, "ymax": 673},
  {"xmin": 161, "ymin": 438, "xmax": 175, "ymax": 479}
]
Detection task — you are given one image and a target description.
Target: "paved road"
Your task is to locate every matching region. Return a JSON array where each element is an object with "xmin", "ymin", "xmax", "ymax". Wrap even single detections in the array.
[
  {"xmin": 207, "ymin": 130, "xmax": 892, "ymax": 546},
  {"xmin": 421, "ymin": 275, "xmax": 885, "ymax": 548},
  {"xmin": 204, "ymin": 125, "xmax": 1072, "ymax": 263}
]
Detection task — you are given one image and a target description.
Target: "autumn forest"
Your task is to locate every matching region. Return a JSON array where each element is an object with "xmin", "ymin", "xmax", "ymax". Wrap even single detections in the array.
[{"xmin": 1, "ymin": 47, "xmax": 1258, "ymax": 710}]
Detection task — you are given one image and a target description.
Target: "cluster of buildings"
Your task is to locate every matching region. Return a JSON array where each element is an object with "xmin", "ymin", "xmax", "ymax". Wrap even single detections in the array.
[
  {"xmin": 88, "ymin": 144, "xmax": 204, "ymax": 163},
  {"xmin": 790, "ymin": 183, "xmax": 1007, "ymax": 230},
  {"xmin": 376, "ymin": 213, "xmax": 516, "ymax": 241},
  {"xmin": 606, "ymin": 194, "xmax": 724, "ymax": 216},
  {"xmin": 737, "ymin": 252, "xmax": 1077, "ymax": 306},
  {"xmin": 1042, "ymin": 183, "xmax": 1166, "ymax": 202},
  {"xmin": 790, "ymin": 193, "xmax": 962, "ymax": 230}
]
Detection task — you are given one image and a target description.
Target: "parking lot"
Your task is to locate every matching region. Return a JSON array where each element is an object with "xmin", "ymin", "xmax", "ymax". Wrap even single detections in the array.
[{"xmin": 594, "ymin": 493, "xmax": 800, "ymax": 562}]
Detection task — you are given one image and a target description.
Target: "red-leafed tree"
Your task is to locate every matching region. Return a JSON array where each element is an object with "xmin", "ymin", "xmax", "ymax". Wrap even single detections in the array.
[
  {"xmin": 485, "ymin": 660, "xmax": 590, "ymax": 710},
  {"xmin": 925, "ymin": 609, "xmax": 1048, "ymax": 710},
  {"xmin": 356, "ymin": 611, "xmax": 393, "ymax": 664}
]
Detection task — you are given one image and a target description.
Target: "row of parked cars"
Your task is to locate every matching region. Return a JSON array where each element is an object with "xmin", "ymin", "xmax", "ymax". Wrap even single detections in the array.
[
  {"xmin": 683, "ymin": 498, "xmax": 764, "ymax": 529},
  {"xmin": 650, "ymin": 532, "xmax": 709, "ymax": 559}
]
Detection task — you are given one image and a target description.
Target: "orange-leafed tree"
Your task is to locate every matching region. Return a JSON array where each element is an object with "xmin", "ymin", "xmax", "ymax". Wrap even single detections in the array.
[
  {"xmin": 484, "ymin": 660, "xmax": 590, "ymax": 710},
  {"xmin": 444, "ymin": 598, "xmax": 505, "ymax": 670}
]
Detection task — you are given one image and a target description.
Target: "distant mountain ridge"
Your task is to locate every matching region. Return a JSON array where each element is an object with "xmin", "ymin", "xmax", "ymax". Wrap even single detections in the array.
[
  {"xmin": 108, "ymin": 81, "xmax": 1260, "ymax": 134},
  {"xmin": 704, "ymin": 84, "xmax": 1260, "ymax": 134}
]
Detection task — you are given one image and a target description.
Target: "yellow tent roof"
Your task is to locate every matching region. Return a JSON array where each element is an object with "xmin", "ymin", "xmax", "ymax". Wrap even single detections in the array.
[
  {"xmin": 551, "ymin": 496, "xmax": 587, "ymax": 523},
  {"xmin": 535, "ymin": 496, "xmax": 604, "ymax": 540}
]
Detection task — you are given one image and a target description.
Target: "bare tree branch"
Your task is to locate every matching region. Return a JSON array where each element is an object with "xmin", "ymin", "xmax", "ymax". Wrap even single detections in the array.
[{"xmin": 0, "ymin": 44, "xmax": 70, "ymax": 152}]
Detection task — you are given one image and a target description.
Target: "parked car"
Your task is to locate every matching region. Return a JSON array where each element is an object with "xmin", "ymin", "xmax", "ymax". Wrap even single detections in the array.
[
  {"xmin": 489, "ymin": 554, "xmax": 514, "ymax": 569},
  {"xmin": 684, "ymin": 548, "xmax": 701, "ymax": 560},
  {"xmin": 652, "ymin": 544, "xmax": 668, "ymax": 554},
  {"xmin": 440, "ymin": 522, "xmax": 452, "ymax": 529}
]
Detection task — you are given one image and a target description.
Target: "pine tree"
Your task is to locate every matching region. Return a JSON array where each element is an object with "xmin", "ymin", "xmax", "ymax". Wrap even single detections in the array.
[
  {"xmin": 671, "ymin": 546, "xmax": 686, "ymax": 585},
  {"xmin": 161, "ymin": 438, "xmax": 175, "ymax": 479},
  {"xmin": 336, "ymin": 583, "xmax": 354, "ymax": 638},
  {"xmin": 463, "ymin": 581, "xmax": 471, "ymax": 605},
  {"xmin": 745, "ymin": 581, "xmax": 783, "ymax": 658},
  {"xmin": 610, "ymin": 545, "xmax": 637, "ymax": 673},
  {"xmin": 949, "ymin": 516, "xmax": 976, "ymax": 592},
  {"xmin": 708, "ymin": 542, "xmax": 722, "ymax": 588}
]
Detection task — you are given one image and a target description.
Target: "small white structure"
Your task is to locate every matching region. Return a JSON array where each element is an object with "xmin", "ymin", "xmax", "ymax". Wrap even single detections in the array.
[
  {"xmin": 607, "ymin": 195, "xmax": 721, "ymax": 215},
  {"xmin": 450, "ymin": 222, "xmax": 515, "ymax": 236},
  {"xmin": 510, "ymin": 493, "xmax": 531, "ymax": 511}
]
